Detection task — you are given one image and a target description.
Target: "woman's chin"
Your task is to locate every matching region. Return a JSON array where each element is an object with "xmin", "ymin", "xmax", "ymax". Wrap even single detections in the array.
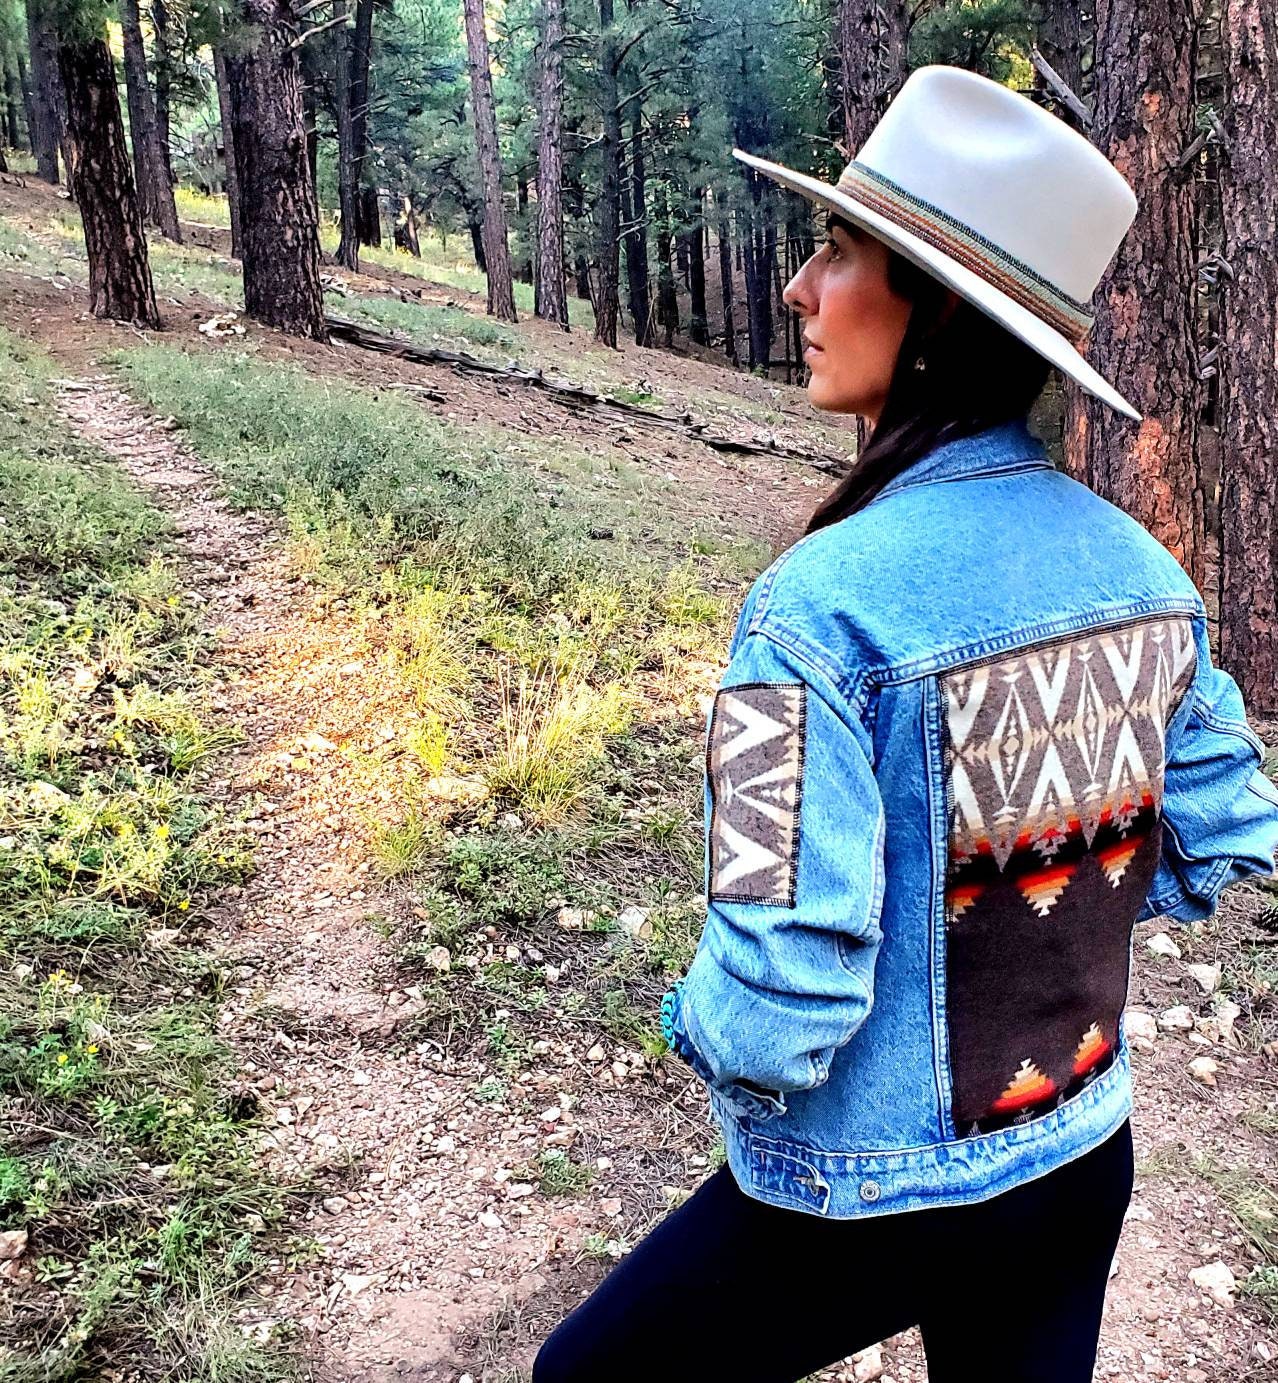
[{"xmin": 806, "ymin": 379, "xmax": 858, "ymax": 415}]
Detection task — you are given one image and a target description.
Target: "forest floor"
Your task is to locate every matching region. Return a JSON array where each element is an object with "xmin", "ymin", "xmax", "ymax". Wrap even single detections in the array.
[{"xmin": 1, "ymin": 174, "xmax": 1277, "ymax": 1383}]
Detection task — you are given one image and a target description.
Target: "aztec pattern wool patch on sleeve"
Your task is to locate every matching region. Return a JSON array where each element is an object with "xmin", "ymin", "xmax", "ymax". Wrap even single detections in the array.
[
  {"xmin": 940, "ymin": 614, "xmax": 1197, "ymax": 1135},
  {"xmin": 707, "ymin": 682, "xmax": 807, "ymax": 907}
]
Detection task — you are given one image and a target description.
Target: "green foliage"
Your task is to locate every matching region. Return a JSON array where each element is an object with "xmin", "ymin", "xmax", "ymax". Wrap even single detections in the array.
[
  {"xmin": 114, "ymin": 346, "xmax": 637, "ymax": 604},
  {"xmin": 0, "ymin": 330, "xmax": 281, "ymax": 1377}
]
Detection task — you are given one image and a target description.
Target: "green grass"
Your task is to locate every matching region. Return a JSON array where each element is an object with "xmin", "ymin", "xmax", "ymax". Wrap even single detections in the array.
[
  {"xmin": 0, "ymin": 328, "xmax": 288, "ymax": 1378},
  {"xmin": 174, "ymin": 186, "xmax": 232, "ymax": 229},
  {"xmin": 340, "ymin": 295, "xmax": 523, "ymax": 358}
]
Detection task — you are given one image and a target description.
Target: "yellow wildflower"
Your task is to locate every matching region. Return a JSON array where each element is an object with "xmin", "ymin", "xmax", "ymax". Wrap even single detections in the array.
[
  {"xmin": 177, "ymin": 899, "xmax": 190, "ymax": 911},
  {"xmin": 56, "ymin": 1053, "xmax": 68, "ymax": 1065},
  {"xmin": 86, "ymin": 1044, "xmax": 99, "ymax": 1056}
]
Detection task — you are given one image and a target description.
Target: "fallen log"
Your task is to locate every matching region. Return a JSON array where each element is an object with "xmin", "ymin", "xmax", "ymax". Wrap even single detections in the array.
[{"xmin": 323, "ymin": 313, "xmax": 850, "ymax": 476}]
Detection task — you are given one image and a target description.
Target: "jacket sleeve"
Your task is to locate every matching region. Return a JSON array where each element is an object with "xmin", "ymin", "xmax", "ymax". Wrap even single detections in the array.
[
  {"xmin": 660, "ymin": 629, "xmax": 886, "ymax": 1122},
  {"xmin": 1138, "ymin": 621, "xmax": 1278, "ymax": 926}
]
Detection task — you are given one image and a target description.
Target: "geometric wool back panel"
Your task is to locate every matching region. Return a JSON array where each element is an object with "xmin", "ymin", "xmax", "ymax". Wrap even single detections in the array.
[{"xmin": 941, "ymin": 615, "xmax": 1196, "ymax": 1135}]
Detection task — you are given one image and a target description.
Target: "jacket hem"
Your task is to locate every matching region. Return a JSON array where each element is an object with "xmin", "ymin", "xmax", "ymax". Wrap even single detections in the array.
[{"xmin": 714, "ymin": 1050, "xmax": 1133, "ymax": 1219}]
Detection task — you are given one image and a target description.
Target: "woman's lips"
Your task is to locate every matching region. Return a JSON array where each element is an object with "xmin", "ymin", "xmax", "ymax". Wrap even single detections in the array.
[{"xmin": 803, "ymin": 342, "xmax": 823, "ymax": 360}]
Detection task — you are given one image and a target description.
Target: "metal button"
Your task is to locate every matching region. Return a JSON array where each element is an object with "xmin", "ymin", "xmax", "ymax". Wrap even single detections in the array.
[{"xmin": 859, "ymin": 1179, "xmax": 882, "ymax": 1203}]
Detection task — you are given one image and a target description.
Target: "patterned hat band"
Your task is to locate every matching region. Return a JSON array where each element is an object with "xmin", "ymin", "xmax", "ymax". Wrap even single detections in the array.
[{"xmin": 835, "ymin": 162, "xmax": 1096, "ymax": 346}]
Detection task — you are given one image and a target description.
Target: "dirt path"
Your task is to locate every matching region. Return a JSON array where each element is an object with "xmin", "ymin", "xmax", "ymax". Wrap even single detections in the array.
[{"xmin": 50, "ymin": 375, "xmax": 712, "ymax": 1381}]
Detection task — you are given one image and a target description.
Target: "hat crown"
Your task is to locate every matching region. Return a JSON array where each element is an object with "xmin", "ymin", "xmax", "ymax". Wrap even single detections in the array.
[{"xmin": 853, "ymin": 66, "xmax": 1137, "ymax": 304}]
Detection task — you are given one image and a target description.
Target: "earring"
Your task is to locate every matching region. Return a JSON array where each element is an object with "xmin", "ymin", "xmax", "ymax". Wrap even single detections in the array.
[{"xmin": 914, "ymin": 355, "xmax": 927, "ymax": 371}]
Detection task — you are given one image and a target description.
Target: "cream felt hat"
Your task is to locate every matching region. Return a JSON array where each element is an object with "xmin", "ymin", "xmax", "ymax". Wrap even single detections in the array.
[{"xmin": 734, "ymin": 65, "xmax": 1141, "ymax": 421}]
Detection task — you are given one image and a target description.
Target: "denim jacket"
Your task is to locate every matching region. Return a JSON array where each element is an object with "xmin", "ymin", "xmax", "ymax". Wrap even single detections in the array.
[{"xmin": 662, "ymin": 418, "xmax": 1278, "ymax": 1219}]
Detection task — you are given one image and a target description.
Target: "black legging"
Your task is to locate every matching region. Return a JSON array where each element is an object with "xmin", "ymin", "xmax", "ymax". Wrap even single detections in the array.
[{"xmin": 534, "ymin": 1120, "xmax": 1133, "ymax": 1383}]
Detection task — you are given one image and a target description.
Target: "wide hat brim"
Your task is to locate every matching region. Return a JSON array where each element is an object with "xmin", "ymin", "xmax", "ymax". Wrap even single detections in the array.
[{"xmin": 733, "ymin": 149, "xmax": 1141, "ymax": 423}]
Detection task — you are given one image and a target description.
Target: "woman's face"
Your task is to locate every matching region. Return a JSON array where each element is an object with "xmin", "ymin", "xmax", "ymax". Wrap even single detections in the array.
[{"xmin": 782, "ymin": 216, "xmax": 915, "ymax": 422}]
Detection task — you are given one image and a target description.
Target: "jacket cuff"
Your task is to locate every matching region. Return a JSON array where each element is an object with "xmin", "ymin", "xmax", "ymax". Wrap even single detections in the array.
[{"xmin": 660, "ymin": 979, "xmax": 787, "ymax": 1121}]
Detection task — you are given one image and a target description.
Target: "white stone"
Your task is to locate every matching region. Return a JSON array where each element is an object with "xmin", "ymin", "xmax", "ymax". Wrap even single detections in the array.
[
  {"xmin": 1187, "ymin": 1056, "xmax": 1219, "ymax": 1087},
  {"xmin": 1146, "ymin": 932, "xmax": 1182, "ymax": 960},
  {"xmin": 478, "ymin": 1211, "xmax": 502, "ymax": 1230},
  {"xmin": 852, "ymin": 1345, "xmax": 884, "ymax": 1382},
  {"xmin": 1185, "ymin": 963, "xmax": 1221, "ymax": 995},
  {"xmin": 1158, "ymin": 1005, "xmax": 1195, "ymax": 1032},
  {"xmin": 617, "ymin": 905, "xmax": 652, "ymax": 941},
  {"xmin": 1124, "ymin": 1010, "xmax": 1158, "ymax": 1044},
  {"xmin": 1188, "ymin": 1260, "xmax": 1236, "ymax": 1308}
]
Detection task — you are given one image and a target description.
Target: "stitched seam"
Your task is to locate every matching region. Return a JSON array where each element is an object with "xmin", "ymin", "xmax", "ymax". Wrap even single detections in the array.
[
  {"xmin": 869, "ymin": 602, "xmax": 1201, "ymax": 687},
  {"xmin": 875, "ymin": 456, "xmax": 1054, "ymax": 502},
  {"xmin": 1191, "ymin": 702, "xmax": 1267, "ymax": 759}
]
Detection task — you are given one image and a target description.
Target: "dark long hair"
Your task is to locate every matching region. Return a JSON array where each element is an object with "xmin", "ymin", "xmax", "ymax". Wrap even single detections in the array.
[{"xmin": 805, "ymin": 219, "xmax": 1054, "ymax": 533}]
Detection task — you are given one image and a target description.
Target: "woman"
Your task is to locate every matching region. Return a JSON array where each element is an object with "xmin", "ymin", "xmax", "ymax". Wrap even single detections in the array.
[{"xmin": 534, "ymin": 66, "xmax": 1278, "ymax": 1383}]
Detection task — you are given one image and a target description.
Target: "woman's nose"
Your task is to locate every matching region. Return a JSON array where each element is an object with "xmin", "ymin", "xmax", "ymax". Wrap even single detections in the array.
[{"xmin": 783, "ymin": 257, "xmax": 816, "ymax": 317}]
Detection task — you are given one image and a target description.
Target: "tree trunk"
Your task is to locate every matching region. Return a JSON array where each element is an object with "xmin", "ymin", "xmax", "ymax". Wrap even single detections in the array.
[
  {"xmin": 465, "ymin": 199, "xmax": 487, "ymax": 271},
  {"xmin": 832, "ymin": 0, "xmax": 908, "ymax": 157},
  {"xmin": 3, "ymin": 51, "xmax": 23, "ymax": 148},
  {"xmin": 335, "ymin": 0, "xmax": 360, "ymax": 271},
  {"xmin": 18, "ymin": 53, "xmax": 36, "ymax": 151},
  {"xmin": 717, "ymin": 199, "xmax": 738, "ymax": 365},
  {"xmin": 654, "ymin": 182, "xmax": 678, "ymax": 347},
  {"xmin": 593, "ymin": 0, "xmax": 621, "ymax": 346},
  {"xmin": 349, "ymin": 0, "xmax": 375, "ymax": 245},
  {"xmin": 222, "ymin": 0, "xmax": 328, "ymax": 340},
  {"xmin": 394, "ymin": 194, "xmax": 421, "ymax": 255},
  {"xmin": 359, "ymin": 187, "xmax": 381, "ymax": 245},
  {"xmin": 1063, "ymin": 0, "xmax": 1203, "ymax": 583},
  {"xmin": 119, "ymin": 0, "xmax": 181, "ymax": 241},
  {"xmin": 26, "ymin": 1, "xmax": 64, "ymax": 184},
  {"xmin": 56, "ymin": 30, "xmax": 159, "ymax": 326},
  {"xmin": 213, "ymin": 42, "xmax": 242, "ymax": 258},
  {"xmin": 462, "ymin": 0, "xmax": 517, "ymax": 321},
  {"xmin": 622, "ymin": 99, "xmax": 652, "ymax": 345},
  {"xmin": 534, "ymin": 0, "xmax": 568, "ymax": 328},
  {"xmin": 151, "ymin": 0, "xmax": 176, "ymax": 189},
  {"xmin": 686, "ymin": 201, "xmax": 708, "ymax": 346},
  {"xmin": 1217, "ymin": 0, "xmax": 1277, "ymax": 710},
  {"xmin": 1038, "ymin": 0, "xmax": 1084, "ymax": 102}
]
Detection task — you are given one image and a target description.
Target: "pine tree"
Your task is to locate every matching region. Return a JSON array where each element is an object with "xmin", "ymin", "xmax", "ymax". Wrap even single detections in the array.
[
  {"xmin": 1217, "ymin": 0, "xmax": 1277, "ymax": 709},
  {"xmin": 1064, "ymin": 0, "xmax": 1205, "ymax": 583},
  {"xmin": 462, "ymin": 0, "xmax": 517, "ymax": 320}
]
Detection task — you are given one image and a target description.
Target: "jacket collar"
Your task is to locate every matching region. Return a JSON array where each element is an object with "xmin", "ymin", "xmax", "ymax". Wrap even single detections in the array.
[{"xmin": 873, "ymin": 418, "xmax": 1052, "ymax": 502}]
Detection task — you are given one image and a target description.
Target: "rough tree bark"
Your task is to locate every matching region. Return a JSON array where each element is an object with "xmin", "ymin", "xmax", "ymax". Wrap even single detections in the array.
[
  {"xmin": 1063, "ymin": 0, "xmax": 1204, "ymax": 583},
  {"xmin": 26, "ymin": 1, "xmax": 65, "ymax": 183},
  {"xmin": 534, "ymin": 0, "xmax": 569, "ymax": 328},
  {"xmin": 1038, "ymin": 0, "xmax": 1083, "ymax": 101},
  {"xmin": 686, "ymin": 209, "xmax": 708, "ymax": 346},
  {"xmin": 654, "ymin": 182, "xmax": 678, "ymax": 346},
  {"xmin": 18, "ymin": 52, "xmax": 36, "ymax": 151},
  {"xmin": 462, "ymin": 0, "xmax": 517, "ymax": 321},
  {"xmin": 222, "ymin": 0, "xmax": 328, "ymax": 340},
  {"xmin": 119, "ymin": 0, "xmax": 181, "ymax": 241},
  {"xmin": 334, "ymin": 0, "xmax": 360, "ymax": 271},
  {"xmin": 394, "ymin": 193, "xmax": 421, "ymax": 255},
  {"xmin": 3, "ymin": 52, "xmax": 23, "ymax": 148},
  {"xmin": 717, "ymin": 198, "xmax": 738, "ymax": 365},
  {"xmin": 593, "ymin": 0, "xmax": 621, "ymax": 345},
  {"xmin": 622, "ymin": 99, "xmax": 652, "ymax": 345},
  {"xmin": 349, "ymin": 0, "xmax": 377, "ymax": 245},
  {"xmin": 213, "ymin": 42, "xmax": 242, "ymax": 258},
  {"xmin": 56, "ymin": 29, "xmax": 159, "ymax": 325},
  {"xmin": 151, "ymin": 0, "xmax": 177, "ymax": 189},
  {"xmin": 831, "ymin": 0, "xmax": 908, "ymax": 156},
  {"xmin": 1217, "ymin": 0, "xmax": 1277, "ymax": 709}
]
